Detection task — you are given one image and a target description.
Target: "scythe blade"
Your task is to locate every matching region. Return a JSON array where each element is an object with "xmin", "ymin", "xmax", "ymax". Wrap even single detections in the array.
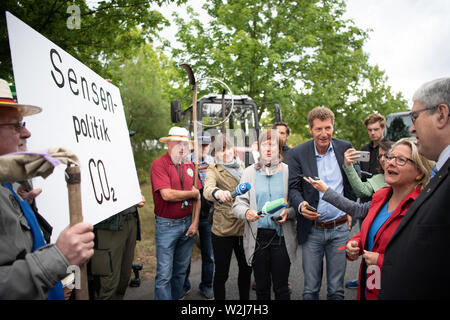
[{"xmin": 180, "ymin": 63, "xmax": 199, "ymax": 210}]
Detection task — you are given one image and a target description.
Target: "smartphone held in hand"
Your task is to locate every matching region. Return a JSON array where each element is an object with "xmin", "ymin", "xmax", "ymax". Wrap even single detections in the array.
[
  {"xmin": 305, "ymin": 203, "xmax": 317, "ymax": 212},
  {"xmin": 356, "ymin": 151, "xmax": 370, "ymax": 162}
]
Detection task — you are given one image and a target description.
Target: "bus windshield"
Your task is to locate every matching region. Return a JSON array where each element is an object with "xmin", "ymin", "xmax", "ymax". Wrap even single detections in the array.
[{"xmin": 385, "ymin": 112, "xmax": 414, "ymax": 141}]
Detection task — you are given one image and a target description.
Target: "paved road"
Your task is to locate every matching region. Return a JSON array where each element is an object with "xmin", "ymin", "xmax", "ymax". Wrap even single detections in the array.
[{"xmin": 124, "ymin": 227, "xmax": 361, "ymax": 300}]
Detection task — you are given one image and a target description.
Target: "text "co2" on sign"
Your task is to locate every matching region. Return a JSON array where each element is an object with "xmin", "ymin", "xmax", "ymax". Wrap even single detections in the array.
[{"xmin": 88, "ymin": 158, "xmax": 117, "ymax": 204}]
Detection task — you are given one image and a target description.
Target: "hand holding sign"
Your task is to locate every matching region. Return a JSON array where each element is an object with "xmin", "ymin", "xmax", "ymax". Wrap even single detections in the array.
[{"xmin": 56, "ymin": 222, "xmax": 94, "ymax": 266}]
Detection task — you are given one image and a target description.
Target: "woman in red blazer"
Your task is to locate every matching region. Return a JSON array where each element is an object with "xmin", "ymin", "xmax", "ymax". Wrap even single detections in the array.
[{"xmin": 345, "ymin": 138, "xmax": 434, "ymax": 300}]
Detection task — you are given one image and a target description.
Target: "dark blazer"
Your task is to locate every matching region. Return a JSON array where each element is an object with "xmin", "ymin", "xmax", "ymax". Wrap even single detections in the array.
[
  {"xmin": 350, "ymin": 186, "xmax": 421, "ymax": 300},
  {"xmin": 287, "ymin": 138, "xmax": 359, "ymax": 244},
  {"xmin": 379, "ymin": 157, "xmax": 450, "ymax": 300}
]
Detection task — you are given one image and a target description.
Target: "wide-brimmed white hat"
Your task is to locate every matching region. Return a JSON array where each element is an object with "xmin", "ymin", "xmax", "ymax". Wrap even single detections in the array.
[
  {"xmin": 159, "ymin": 126, "xmax": 190, "ymax": 143},
  {"xmin": 0, "ymin": 79, "xmax": 41, "ymax": 116}
]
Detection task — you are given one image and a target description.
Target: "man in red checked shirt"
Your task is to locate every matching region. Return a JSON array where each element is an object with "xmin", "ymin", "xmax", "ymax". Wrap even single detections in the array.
[{"xmin": 151, "ymin": 126, "xmax": 201, "ymax": 300}]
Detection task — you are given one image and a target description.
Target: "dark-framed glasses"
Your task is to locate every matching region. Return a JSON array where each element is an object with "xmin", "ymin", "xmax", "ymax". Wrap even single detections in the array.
[
  {"xmin": 385, "ymin": 154, "xmax": 415, "ymax": 166},
  {"xmin": 409, "ymin": 105, "xmax": 439, "ymax": 124},
  {"xmin": 0, "ymin": 121, "xmax": 26, "ymax": 132}
]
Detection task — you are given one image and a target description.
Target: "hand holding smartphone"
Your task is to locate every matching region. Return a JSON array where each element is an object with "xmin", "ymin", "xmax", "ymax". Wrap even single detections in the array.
[
  {"xmin": 356, "ymin": 151, "xmax": 370, "ymax": 162},
  {"xmin": 301, "ymin": 202, "xmax": 320, "ymax": 220},
  {"xmin": 300, "ymin": 174, "xmax": 320, "ymax": 180},
  {"xmin": 344, "ymin": 148, "xmax": 370, "ymax": 167}
]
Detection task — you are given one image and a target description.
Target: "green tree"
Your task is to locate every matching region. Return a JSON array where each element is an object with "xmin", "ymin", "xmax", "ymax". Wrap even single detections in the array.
[
  {"xmin": 110, "ymin": 43, "xmax": 173, "ymax": 182},
  {"xmin": 0, "ymin": 0, "xmax": 186, "ymax": 80},
  {"xmin": 170, "ymin": 0, "xmax": 408, "ymax": 148}
]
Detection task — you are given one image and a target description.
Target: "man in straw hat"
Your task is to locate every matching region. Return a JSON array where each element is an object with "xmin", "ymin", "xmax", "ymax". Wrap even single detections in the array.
[
  {"xmin": 0, "ymin": 79, "xmax": 94, "ymax": 299},
  {"xmin": 150, "ymin": 126, "xmax": 202, "ymax": 300}
]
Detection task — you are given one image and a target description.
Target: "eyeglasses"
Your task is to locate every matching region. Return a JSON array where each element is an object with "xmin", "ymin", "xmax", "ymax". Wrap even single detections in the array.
[
  {"xmin": 385, "ymin": 154, "xmax": 415, "ymax": 166},
  {"xmin": 409, "ymin": 105, "xmax": 439, "ymax": 124},
  {"xmin": 0, "ymin": 121, "xmax": 26, "ymax": 132}
]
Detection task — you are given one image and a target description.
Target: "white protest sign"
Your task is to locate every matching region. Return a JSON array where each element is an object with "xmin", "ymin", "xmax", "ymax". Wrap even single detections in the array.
[{"xmin": 6, "ymin": 12, "xmax": 142, "ymax": 239}]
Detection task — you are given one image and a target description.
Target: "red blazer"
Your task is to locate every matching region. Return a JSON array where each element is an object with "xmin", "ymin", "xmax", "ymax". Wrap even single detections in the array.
[{"xmin": 349, "ymin": 185, "xmax": 421, "ymax": 300}]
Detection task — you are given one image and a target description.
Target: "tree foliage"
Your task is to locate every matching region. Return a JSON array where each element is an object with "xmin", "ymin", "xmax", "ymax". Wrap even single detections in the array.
[
  {"xmin": 170, "ymin": 0, "xmax": 408, "ymax": 148},
  {"xmin": 0, "ymin": 0, "xmax": 186, "ymax": 80},
  {"xmin": 109, "ymin": 44, "xmax": 174, "ymax": 182},
  {"xmin": 1, "ymin": 1, "xmax": 186, "ymax": 181}
]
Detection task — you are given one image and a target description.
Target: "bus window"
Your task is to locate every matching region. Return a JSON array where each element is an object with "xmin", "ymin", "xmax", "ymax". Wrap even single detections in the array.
[{"xmin": 385, "ymin": 112, "xmax": 414, "ymax": 141}]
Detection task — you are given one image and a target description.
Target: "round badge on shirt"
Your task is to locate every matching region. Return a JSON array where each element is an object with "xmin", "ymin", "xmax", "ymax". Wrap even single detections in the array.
[{"xmin": 187, "ymin": 168, "xmax": 194, "ymax": 177}]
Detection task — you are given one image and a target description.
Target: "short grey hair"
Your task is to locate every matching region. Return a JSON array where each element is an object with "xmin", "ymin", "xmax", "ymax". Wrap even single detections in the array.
[{"xmin": 412, "ymin": 77, "xmax": 450, "ymax": 111}]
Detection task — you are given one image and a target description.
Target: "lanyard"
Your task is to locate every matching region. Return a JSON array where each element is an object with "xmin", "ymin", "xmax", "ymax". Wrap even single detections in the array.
[
  {"xmin": 173, "ymin": 160, "xmax": 189, "ymax": 209},
  {"xmin": 3, "ymin": 182, "xmax": 64, "ymax": 300},
  {"xmin": 173, "ymin": 160, "xmax": 185, "ymax": 190}
]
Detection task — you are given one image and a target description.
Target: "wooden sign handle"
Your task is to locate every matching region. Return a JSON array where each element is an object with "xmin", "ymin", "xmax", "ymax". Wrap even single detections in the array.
[{"xmin": 65, "ymin": 165, "xmax": 89, "ymax": 300}]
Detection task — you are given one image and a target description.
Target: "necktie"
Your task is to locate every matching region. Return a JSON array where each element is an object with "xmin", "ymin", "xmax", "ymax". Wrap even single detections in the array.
[{"xmin": 430, "ymin": 165, "xmax": 438, "ymax": 179}]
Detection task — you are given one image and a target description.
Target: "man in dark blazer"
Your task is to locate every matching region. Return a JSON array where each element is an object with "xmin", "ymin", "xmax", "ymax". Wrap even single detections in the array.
[
  {"xmin": 380, "ymin": 77, "xmax": 450, "ymax": 299},
  {"xmin": 288, "ymin": 106, "xmax": 359, "ymax": 300}
]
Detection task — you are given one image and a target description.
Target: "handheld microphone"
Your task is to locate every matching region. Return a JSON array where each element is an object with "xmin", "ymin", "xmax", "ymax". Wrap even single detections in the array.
[
  {"xmin": 217, "ymin": 182, "xmax": 251, "ymax": 204},
  {"xmin": 231, "ymin": 182, "xmax": 251, "ymax": 197},
  {"xmin": 258, "ymin": 198, "xmax": 288, "ymax": 215}
]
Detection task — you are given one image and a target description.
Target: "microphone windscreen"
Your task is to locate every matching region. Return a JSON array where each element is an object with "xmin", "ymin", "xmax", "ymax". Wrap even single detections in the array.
[
  {"xmin": 234, "ymin": 182, "xmax": 251, "ymax": 196},
  {"xmin": 261, "ymin": 198, "xmax": 288, "ymax": 215},
  {"xmin": 218, "ymin": 182, "xmax": 252, "ymax": 204}
]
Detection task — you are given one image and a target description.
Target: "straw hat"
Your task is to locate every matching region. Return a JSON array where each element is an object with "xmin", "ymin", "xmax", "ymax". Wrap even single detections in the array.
[
  {"xmin": 159, "ymin": 126, "xmax": 190, "ymax": 143},
  {"xmin": 0, "ymin": 79, "xmax": 41, "ymax": 116}
]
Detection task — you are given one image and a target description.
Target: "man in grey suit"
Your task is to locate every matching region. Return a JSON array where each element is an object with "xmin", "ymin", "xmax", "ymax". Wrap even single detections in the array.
[
  {"xmin": 380, "ymin": 77, "xmax": 450, "ymax": 299},
  {"xmin": 288, "ymin": 106, "xmax": 359, "ymax": 300}
]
